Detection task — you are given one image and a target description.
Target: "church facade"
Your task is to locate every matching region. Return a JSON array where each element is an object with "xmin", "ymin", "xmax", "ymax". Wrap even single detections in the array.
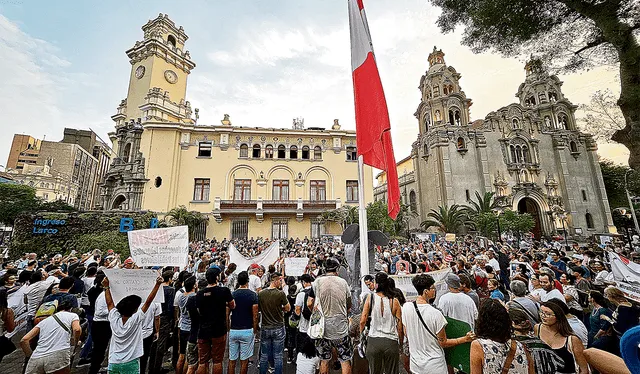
[
  {"xmin": 375, "ymin": 48, "xmax": 616, "ymax": 239},
  {"xmin": 100, "ymin": 14, "xmax": 373, "ymax": 240}
]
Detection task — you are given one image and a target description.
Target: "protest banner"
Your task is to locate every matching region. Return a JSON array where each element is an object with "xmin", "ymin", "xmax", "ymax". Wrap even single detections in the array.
[
  {"xmin": 229, "ymin": 241, "xmax": 280, "ymax": 273},
  {"xmin": 103, "ymin": 269, "xmax": 164, "ymax": 304},
  {"xmin": 415, "ymin": 233, "xmax": 437, "ymax": 242},
  {"xmin": 607, "ymin": 251, "xmax": 640, "ymax": 302},
  {"xmin": 445, "ymin": 233, "xmax": 456, "ymax": 242},
  {"xmin": 390, "ymin": 268, "xmax": 452, "ymax": 302},
  {"xmin": 6, "ymin": 285, "xmax": 28, "ymax": 338},
  {"xmin": 285, "ymin": 258, "xmax": 310, "ymax": 277},
  {"xmin": 128, "ymin": 226, "xmax": 189, "ymax": 267}
]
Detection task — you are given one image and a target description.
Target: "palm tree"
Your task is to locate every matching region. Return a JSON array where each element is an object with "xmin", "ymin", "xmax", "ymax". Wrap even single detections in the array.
[
  {"xmin": 464, "ymin": 191, "xmax": 497, "ymax": 216},
  {"xmin": 420, "ymin": 204, "xmax": 466, "ymax": 233},
  {"xmin": 164, "ymin": 205, "xmax": 208, "ymax": 240}
]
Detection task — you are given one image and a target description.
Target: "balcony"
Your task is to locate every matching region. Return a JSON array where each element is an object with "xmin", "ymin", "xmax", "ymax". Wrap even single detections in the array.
[{"xmin": 213, "ymin": 197, "xmax": 340, "ymax": 223}]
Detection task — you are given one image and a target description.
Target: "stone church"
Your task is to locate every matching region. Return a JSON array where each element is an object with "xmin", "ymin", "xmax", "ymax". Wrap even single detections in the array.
[{"xmin": 375, "ymin": 47, "xmax": 616, "ymax": 239}]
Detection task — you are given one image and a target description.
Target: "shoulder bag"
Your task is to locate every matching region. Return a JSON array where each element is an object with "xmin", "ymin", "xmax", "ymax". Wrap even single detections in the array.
[
  {"xmin": 307, "ymin": 281, "xmax": 325, "ymax": 339},
  {"xmin": 357, "ymin": 293, "xmax": 375, "ymax": 358}
]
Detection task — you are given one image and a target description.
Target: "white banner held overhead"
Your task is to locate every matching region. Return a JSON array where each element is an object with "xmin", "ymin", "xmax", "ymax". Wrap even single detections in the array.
[
  {"xmin": 607, "ymin": 251, "xmax": 640, "ymax": 302},
  {"xmin": 229, "ymin": 240, "xmax": 280, "ymax": 273},
  {"xmin": 285, "ymin": 258, "xmax": 310, "ymax": 277},
  {"xmin": 103, "ymin": 269, "xmax": 164, "ymax": 304},
  {"xmin": 128, "ymin": 226, "xmax": 189, "ymax": 267},
  {"xmin": 390, "ymin": 268, "xmax": 452, "ymax": 302}
]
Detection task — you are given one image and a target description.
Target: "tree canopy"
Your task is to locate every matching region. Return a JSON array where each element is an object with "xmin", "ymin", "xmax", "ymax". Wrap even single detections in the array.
[
  {"xmin": 420, "ymin": 204, "xmax": 466, "ymax": 234},
  {"xmin": 600, "ymin": 160, "xmax": 640, "ymax": 209},
  {"xmin": 429, "ymin": 0, "xmax": 640, "ymax": 168},
  {"xmin": 0, "ymin": 183, "xmax": 76, "ymax": 226}
]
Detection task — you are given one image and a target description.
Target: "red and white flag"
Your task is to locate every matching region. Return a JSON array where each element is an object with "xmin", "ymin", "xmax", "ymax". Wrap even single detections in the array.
[{"xmin": 348, "ymin": 0, "xmax": 400, "ymax": 219}]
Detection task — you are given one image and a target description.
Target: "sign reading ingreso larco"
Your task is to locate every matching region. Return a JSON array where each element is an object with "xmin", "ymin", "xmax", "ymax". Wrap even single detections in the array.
[{"xmin": 32, "ymin": 219, "xmax": 66, "ymax": 234}]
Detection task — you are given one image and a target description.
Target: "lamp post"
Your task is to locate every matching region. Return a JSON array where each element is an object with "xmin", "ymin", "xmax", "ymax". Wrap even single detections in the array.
[
  {"xmin": 624, "ymin": 169, "xmax": 640, "ymax": 235},
  {"xmin": 558, "ymin": 212, "xmax": 569, "ymax": 248},
  {"xmin": 613, "ymin": 207, "xmax": 633, "ymax": 245},
  {"xmin": 493, "ymin": 207, "xmax": 504, "ymax": 242}
]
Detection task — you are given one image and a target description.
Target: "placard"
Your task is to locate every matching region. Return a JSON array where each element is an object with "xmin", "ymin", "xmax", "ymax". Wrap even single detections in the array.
[
  {"xmin": 285, "ymin": 258, "xmax": 310, "ymax": 277},
  {"xmin": 103, "ymin": 269, "xmax": 164, "ymax": 304},
  {"xmin": 445, "ymin": 233, "xmax": 456, "ymax": 242},
  {"xmin": 128, "ymin": 226, "xmax": 189, "ymax": 267}
]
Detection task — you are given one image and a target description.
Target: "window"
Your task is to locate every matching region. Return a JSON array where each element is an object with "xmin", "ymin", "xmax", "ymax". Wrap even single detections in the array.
[
  {"xmin": 231, "ymin": 219, "xmax": 248, "ymax": 240},
  {"xmin": 558, "ymin": 114, "xmax": 569, "ymax": 130},
  {"xmin": 586, "ymin": 213, "xmax": 595, "ymax": 229},
  {"xmin": 277, "ymin": 145, "xmax": 286, "ymax": 159},
  {"xmin": 433, "ymin": 86, "xmax": 440, "ymax": 97},
  {"xmin": 198, "ymin": 142, "xmax": 212, "ymax": 157},
  {"xmin": 239, "ymin": 144, "xmax": 248, "ymax": 158},
  {"xmin": 290, "ymin": 145, "xmax": 298, "ymax": 159},
  {"xmin": 123, "ymin": 143, "xmax": 132, "ymax": 162},
  {"xmin": 193, "ymin": 178, "xmax": 210, "ymax": 201},
  {"xmin": 302, "ymin": 146, "xmax": 310, "ymax": 160},
  {"xmin": 43, "ymin": 193, "xmax": 49, "ymax": 200},
  {"xmin": 265, "ymin": 145, "xmax": 274, "ymax": 158},
  {"xmin": 509, "ymin": 141, "xmax": 532, "ymax": 164},
  {"xmin": 457, "ymin": 137, "xmax": 466, "ymax": 150},
  {"xmin": 272, "ymin": 180, "xmax": 290, "ymax": 200},
  {"xmin": 314, "ymin": 146, "xmax": 322, "ymax": 160},
  {"xmin": 465, "ymin": 189, "xmax": 470, "ymax": 201},
  {"xmin": 582, "ymin": 190, "xmax": 588, "ymax": 201},
  {"xmin": 272, "ymin": 219, "xmax": 289, "ymax": 240},
  {"xmin": 234, "ymin": 179, "xmax": 251, "ymax": 201},
  {"xmin": 310, "ymin": 180, "xmax": 326, "ymax": 201},
  {"xmin": 346, "ymin": 146, "xmax": 357, "ymax": 161},
  {"xmin": 409, "ymin": 190, "xmax": 417, "ymax": 212},
  {"xmin": 311, "ymin": 220, "xmax": 326, "ymax": 238},
  {"xmin": 155, "ymin": 176, "xmax": 162, "ymax": 188},
  {"xmin": 167, "ymin": 35, "xmax": 177, "ymax": 47},
  {"xmin": 570, "ymin": 141, "xmax": 578, "ymax": 153},
  {"xmin": 346, "ymin": 180, "xmax": 358, "ymax": 202},
  {"xmin": 512, "ymin": 119, "xmax": 519, "ymax": 129},
  {"xmin": 252, "ymin": 144, "xmax": 261, "ymax": 158}
]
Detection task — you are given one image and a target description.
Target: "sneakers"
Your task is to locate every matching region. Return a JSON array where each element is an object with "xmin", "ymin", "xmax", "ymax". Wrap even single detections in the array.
[{"xmin": 76, "ymin": 358, "xmax": 91, "ymax": 368}]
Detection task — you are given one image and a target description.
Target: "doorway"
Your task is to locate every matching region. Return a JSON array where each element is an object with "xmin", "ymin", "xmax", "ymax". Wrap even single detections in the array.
[{"xmin": 518, "ymin": 197, "xmax": 542, "ymax": 239}]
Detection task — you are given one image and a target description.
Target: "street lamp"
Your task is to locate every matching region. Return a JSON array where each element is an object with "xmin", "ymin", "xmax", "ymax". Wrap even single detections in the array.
[
  {"xmin": 557, "ymin": 212, "xmax": 569, "ymax": 248},
  {"xmin": 493, "ymin": 207, "xmax": 504, "ymax": 242},
  {"xmin": 613, "ymin": 207, "xmax": 634, "ymax": 244},
  {"xmin": 624, "ymin": 169, "xmax": 640, "ymax": 235}
]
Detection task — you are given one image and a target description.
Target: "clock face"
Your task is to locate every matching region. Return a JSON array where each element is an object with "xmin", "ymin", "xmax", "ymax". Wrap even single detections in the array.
[
  {"xmin": 135, "ymin": 66, "xmax": 145, "ymax": 79},
  {"xmin": 164, "ymin": 70, "xmax": 178, "ymax": 84}
]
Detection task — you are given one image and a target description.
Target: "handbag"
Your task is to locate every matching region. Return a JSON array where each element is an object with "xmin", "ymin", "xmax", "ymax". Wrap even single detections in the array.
[
  {"xmin": 307, "ymin": 299, "xmax": 325, "ymax": 339},
  {"xmin": 357, "ymin": 293, "xmax": 375, "ymax": 358}
]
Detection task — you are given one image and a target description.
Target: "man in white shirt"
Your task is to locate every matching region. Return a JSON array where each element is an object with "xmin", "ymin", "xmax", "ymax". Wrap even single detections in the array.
[
  {"xmin": 102, "ymin": 273, "xmax": 163, "ymax": 373},
  {"xmin": 24, "ymin": 269, "xmax": 59, "ymax": 330},
  {"xmin": 140, "ymin": 302, "xmax": 162, "ymax": 374},
  {"xmin": 530, "ymin": 273, "xmax": 566, "ymax": 305},
  {"xmin": 20, "ymin": 299, "xmax": 82, "ymax": 373},
  {"xmin": 248, "ymin": 263, "xmax": 262, "ymax": 293},
  {"xmin": 436, "ymin": 273, "xmax": 478, "ymax": 330}
]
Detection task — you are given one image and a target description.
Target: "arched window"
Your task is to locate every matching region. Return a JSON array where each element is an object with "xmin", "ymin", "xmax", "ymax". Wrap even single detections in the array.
[
  {"xmin": 516, "ymin": 146, "xmax": 523, "ymax": 163},
  {"xmin": 522, "ymin": 146, "xmax": 530, "ymax": 163},
  {"xmin": 457, "ymin": 137, "xmax": 466, "ymax": 150},
  {"xmin": 454, "ymin": 111, "xmax": 461, "ymax": 126},
  {"xmin": 569, "ymin": 141, "xmax": 578, "ymax": 153},
  {"xmin": 277, "ymin": 145, "xmax": 286, "ymax": 159},
  {"xmin": 443, "ymin": 86, "xmax": 449, "ymax": 95},
  {"xmin": 290, "ymin": 145, "xmax": 298, "ymax": 159},
  {"xmin": 155, "ymin": 176, "xmax": 162, "ymax": 188},
  {"xmin": 265, "ymin": 144, "xmax": 274, "ymax": 158},
  {"xmin": 510, "ymin": 145, "xmax": 517, "ymax": 163},
  {"xmin": 123, "ymin": 143, "xmax": 132, "ymax": 163},
  {"xmin": 449, "ymin": 110, "xmax": 455, "ymax": 125},
  {"xmin": 558, "ymin": 114, "xmax": 570, "ymax": 130},
  {"xmin": 409, "ymin": 190, "xmax": 417, "ymax": 212},
  {"xmin": 538, "ymin": 92, "xmax": 547, "ymax": 103},
  {"xmin": 548, "ymin": 92, "xmax": 558, "ymax": 102},
  {"xmin": 512, "ymin": 118, "xmax": 519, "ymax": 129},
  {"xmin": 239, "ymin": 144, "xmax": 248, "ymax": 158},
  {"xmin": 302, "ymin": 146, "xmax": 310, "ymax": 160},
  {"xmin": 423, "ymin": 144, "xmax": 429, "ymax": 157},
  {"xmin": 449, "ymin": 84, "xmax": 454, "ymax": 94},
  {"xmin": 586, "ymin": 213, "xmax": 594, "ymax": 229},
  {"xmin": 252, "ymin": 144, "xmax": 261, "ymax": 158},
  {"xmin": 314, "ymin": 146, "xmax": 322, "ymax": 160},
  {"xmin": 167, "ymin": 35, "xmax": 177, "ymax": 47}
]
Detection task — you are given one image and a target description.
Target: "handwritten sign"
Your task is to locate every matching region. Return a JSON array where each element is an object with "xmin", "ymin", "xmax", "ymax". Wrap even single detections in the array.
[
  {"xmin": 285, "ymin": 258, "xmax": 310, "ymax": 277},
  {"xmin": 103, "ymin": 269, "xmax": 164, "ymax": 304},
  {"xmin": 128, "ymin": 226, "xmax": 189, "ymax": 267},
  {"xmin": 445, "ymin": 233, "xmax": 456, "ymax": 242}
]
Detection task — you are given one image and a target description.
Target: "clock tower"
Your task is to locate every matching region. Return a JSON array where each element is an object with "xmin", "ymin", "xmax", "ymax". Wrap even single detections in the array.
[{"xmin": 112, "ymin": 13, "xmax": 196, "ymax": 126}]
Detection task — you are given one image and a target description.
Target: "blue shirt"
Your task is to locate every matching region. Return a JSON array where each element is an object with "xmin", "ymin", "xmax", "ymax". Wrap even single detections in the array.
[
  {"xmin": 490, "ymin": 289, "xmax": 505, "ymax": 301},
  {"xmin": 230, "ymin": 288, "xmax": 258, "ymax": 330},
  {"xmin": 549, "ymin": 260, "xmax": 567, "ymax": 279}
]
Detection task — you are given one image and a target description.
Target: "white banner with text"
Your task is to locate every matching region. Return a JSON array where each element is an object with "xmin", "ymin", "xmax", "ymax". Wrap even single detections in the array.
[{"xmin": 128, "ymin": 226, "xmax": 189, "ymax": 267}]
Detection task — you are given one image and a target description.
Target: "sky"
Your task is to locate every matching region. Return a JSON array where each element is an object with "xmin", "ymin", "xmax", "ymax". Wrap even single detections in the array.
[{"xmin": 0, "ymin": 0, "xmax": 629, "ymax": 171}]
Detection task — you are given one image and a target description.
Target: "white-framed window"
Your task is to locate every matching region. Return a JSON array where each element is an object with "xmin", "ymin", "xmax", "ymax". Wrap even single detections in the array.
[
  {"xmin": 272, "ymin": 219, "xmax": 289, "ymax": 239},
  {"xmin": 311, "ymin": 220, "xmax": 326, "ymax": 238},
  {"xmin": 193, "ymin": 178, "xmax": 210, "ymax": 201},
  {"xmin": 346, "ymin": 180, "xmax": 358, "ymax": 202}
]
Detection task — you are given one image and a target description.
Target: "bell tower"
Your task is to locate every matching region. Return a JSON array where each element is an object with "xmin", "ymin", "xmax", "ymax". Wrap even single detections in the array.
[{"xmin": 112, "ymin": 13, "xmax": 196, "ymax": 127}]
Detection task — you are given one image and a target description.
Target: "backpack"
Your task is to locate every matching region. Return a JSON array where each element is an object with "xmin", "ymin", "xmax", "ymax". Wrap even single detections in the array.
[
  {"xmin": 34, "ymin": 300, "xmax": 58, "ymax": 326},
  {"xmin": 301, "ymin": 288, "xmax": 313, "ymax": 320}
]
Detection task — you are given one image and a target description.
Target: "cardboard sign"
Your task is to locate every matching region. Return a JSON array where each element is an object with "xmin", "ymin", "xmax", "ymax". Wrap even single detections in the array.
[
  {"xmin": 284, "ymin": 258, "xmax": 310, "ymax": 277},
  {"xmin": 445, "ymin": 233, "xmax": 456, "ymax": 242},
  {"xmin": 103, "ymin": 269, "xmax": 164, "ymax": 304},
  {"xmin": 128, "ymin": 226, "xmax": 189, "ymax": 267}
]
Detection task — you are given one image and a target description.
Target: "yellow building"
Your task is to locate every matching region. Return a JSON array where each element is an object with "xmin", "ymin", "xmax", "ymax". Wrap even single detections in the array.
[{"xmin": 102, "ymin": 14, "xmax": 373, "ymax": 240}]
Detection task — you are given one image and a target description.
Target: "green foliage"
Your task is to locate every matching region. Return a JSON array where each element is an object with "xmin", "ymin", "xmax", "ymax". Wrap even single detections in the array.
[
  {"xmin": 464, "ymin": 191, "xmax": 497, "ymax": 216},
  {"xmin": 600, "ymin": 161, "xmax": 640, "ymax": 209},
  {"xmin": 420, "ymin": 204, "xmax": 466, "ymax": 234},
  {"xmin": 37, "ymin": 200, "xmax": 76, "ymax": 212},
  {"xmin": 499, "ymin": 210, "xmax": 535, "ymax": 236},
  {"xmin": 75, "ymin": 231, "xmax": 131, "ymax": 257},
  {"xmin": 164, "ymin": 206, "xmax": 208, "ymax": 241},
  {"xmin": 471, "ymin": 212, "xmax": 498, "ymax": 238},
  {"xmin": 0, "ymin": 184, "xmax": 39, "ymax": 225},
  {"xmin": 366, "ymin": 200, "xmax": 395, "ymax": 235},
  {"xmin": 321, "ymin": 205, "xmax": 359, "ymax": 230}
]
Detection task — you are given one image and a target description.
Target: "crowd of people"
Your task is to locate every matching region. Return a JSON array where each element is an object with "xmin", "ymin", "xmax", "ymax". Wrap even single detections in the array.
[{"xmin": 0, "ymin": 233, "xmax": 637, "ymax": 374}]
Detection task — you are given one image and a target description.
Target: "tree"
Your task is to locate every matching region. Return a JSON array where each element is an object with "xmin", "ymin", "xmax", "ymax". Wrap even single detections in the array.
[
  {"xmin": 499, "ymin": 210, "xmax": 535, "ymax": 242},
  {"xmin": 321, "ymin": 205, "xmax": 359, "ymax": 230},
  {"xmin": 366, "ymin": 200, "xmax": 396, "ymax": 235},
  {"xmin": 164, "ymin": 206, "xmax": 208, "ymax": 240},
  {"xmin": 420, "ymin": 204, "xmax": 466, "ymax": 234},
  {"xmin": 600, "ymin": 160, "xmax": 640, "ymax": 209},
  {"xmin": 579, "ymin": 89, "xmax": 625, "ymax": 143},
  {"xmin": 471, "ymin": 212, "xmax": 499, "ymax": 239},
  {"xmin": 0, "ymin": 184, "xmax": 39, "ymax": 226},
  {"xmin": 38, "ymin": 199, "xmax": 76, "ymax": 212},
  {"xmin": 464, "ymin": 191, "xmax": 498, "ymax": 216},
  {"xmin": 429, "ymin": 0, "xmax": 640, "ymax": 169}
]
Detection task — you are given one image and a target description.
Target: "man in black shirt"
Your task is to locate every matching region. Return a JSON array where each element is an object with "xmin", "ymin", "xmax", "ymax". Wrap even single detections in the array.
[
  {"xmin": 195, "ymin": 267, "xmax": 235, "ymax": 374},
  {"xmin": 186, "ymin": 279, "xmax": 207, "ymax": 374},
  {"xmin": 149, "ymin": 270, "xmax": 176, "ymax": 374}
]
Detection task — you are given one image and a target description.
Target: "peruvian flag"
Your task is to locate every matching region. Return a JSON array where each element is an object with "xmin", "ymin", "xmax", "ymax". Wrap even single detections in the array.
[{"xmin": 348, "ymin": 0, "xmax": 400, "ymax": 219}]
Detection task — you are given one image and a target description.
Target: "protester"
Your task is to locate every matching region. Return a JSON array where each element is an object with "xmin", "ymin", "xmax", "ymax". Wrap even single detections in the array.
[
  {"xmin": 149, "ymin": 270, "xmax": 176, "ymax": 374},
  {"xmin": 176, "ymin": 276, "xmax": 197, "ymax": 374},
  {"xmin": 587, "ymin": 290, "xmax": 611, "ymax": 346},
  {"xmin": 0, "ymin": 288, "xmax": 16, "ymax": 364},
  {"xmin": 471, "ymin": 299, "xmax": 534, "ymax": 374},
  {"xmin": 592, "ymin": 286, "xmax": 640, "ymax": 356},
  {"xmin": 509, "ymin": 308, "xmax": 562, "ymax": 374},
  {"xmin": 436, "ymin": 273, "xmax": 478, "ymax": 330},
  {"xmin": 229, "ymin": 271, "xmax": 258, "ymax": 374},
  {"xmin": 258, "ymin": 272, "xmax": 289, "ymax": 374}
]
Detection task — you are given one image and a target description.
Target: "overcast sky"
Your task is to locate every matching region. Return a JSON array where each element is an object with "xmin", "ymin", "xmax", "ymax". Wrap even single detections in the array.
[{"xmin": 0, "ymin": 0, "xmax": 628, "ymax": 170}]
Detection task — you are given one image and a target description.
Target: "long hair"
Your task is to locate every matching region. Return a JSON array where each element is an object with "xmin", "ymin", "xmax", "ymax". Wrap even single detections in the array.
[
  {"xmin": 541, "ymin": 301, "xmax": 574, "ymax": 337},
  {"xmin": 375, "ymin": 272, "xmax": 396, "ymax": 300},
  {"xmin": 476, "ymin": 299, "xmax": 512, "ymax": 343}
]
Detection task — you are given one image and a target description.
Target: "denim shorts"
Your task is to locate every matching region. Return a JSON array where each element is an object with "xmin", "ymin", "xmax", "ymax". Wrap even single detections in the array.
[{"xmin": 228, "ymin": 329, "xmax": 255, "ymax": 361}]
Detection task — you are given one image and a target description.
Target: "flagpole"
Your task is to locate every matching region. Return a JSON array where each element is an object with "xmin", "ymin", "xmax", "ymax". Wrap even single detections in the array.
[{"xmin": 357, "ymin": 155, "xmax": 370, "ymax": 276}]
